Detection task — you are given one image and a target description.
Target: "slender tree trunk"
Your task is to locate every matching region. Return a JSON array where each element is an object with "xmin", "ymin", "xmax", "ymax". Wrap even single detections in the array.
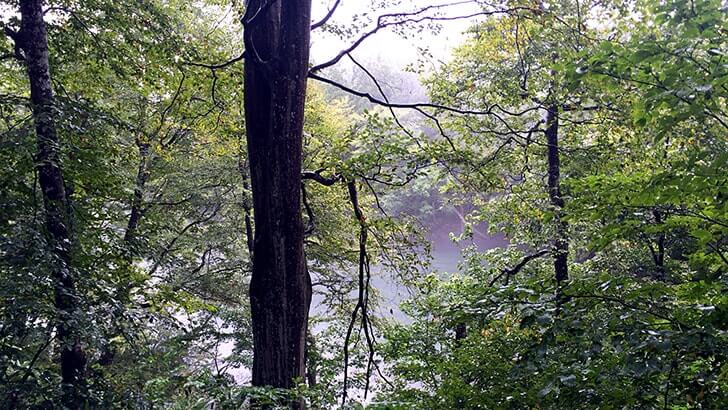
[
  {"xmin": 19, "ymin": 0, "xmax": 87, "ymax": 404},
  {"xmin": 652, "ymin": 209, "xmax": 666, "ymax": 280},
  {"xmin": 123, "ymin": 139, "xmax": 150, "ymax": 249},
  {"xmin": 545, "ymin": 104, "xmax": 569, "ymax": 284},
  {"xmin": 243, "ymin": 0, "xmax": 312, "ymax": 404},
  {"xmin": 237, "ymin": 152, "xmax": 255, "ymax": 257},
  {"xmin": 98, "ymin": 138, "xmax": 150, "ymax": 367},
  {"xmin": 455, "ymin": 323, "xmax": 467, "ymax": 344},
  {"xmin": 305, "ymin": 332, "xmax": 318, "ymax": 388}
]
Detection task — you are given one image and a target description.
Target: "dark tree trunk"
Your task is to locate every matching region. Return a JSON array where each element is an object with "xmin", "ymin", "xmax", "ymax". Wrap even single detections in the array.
[
  {"xmin": 237, "ymin": 154, "xmax": 255, "ymax": 257},
  {"xmin": 455, "ymin": 323, "xmax": 467, "ymax": 344},
  {"xmin": 651, "ymin": 209, "xmax": 666, "ymax": 280},
  {"xmin": 98, "ymin": 138, "xmax": 151, "ymax": 368},
  {"xmin": 545, "ymin": 104, "xmax": 569, "ymax": 284},
  {"xmin": 123, "ymin": 139, "xmax": 150, "ymax": 249},
  {"xmin": 304, "ymin": 332, "xmax": 318, "ymax": 388},
  {"xmin": 242, "ymin": 0, "xmax": 312, "ymax": 403},
  {"xmin": 18, "ymin": 0, "xmax": 87, "ymax": 404}
]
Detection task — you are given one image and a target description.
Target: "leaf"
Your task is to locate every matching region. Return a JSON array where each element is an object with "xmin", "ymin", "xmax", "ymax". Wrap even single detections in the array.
[{"xmin": 691, "ymin": 229, "xmax": 713, "ymax": 243}]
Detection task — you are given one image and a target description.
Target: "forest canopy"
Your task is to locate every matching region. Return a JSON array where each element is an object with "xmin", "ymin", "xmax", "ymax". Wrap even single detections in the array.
[{"xmin": 0, "ymin": 0, "xmax": 726, "ymax": 408}]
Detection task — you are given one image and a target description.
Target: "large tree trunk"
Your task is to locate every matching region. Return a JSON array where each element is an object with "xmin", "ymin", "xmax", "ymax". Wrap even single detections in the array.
[
  {"xmin": 242, "ymin": 0, "xmax": 313, "ymax": 402},
  {"xmin": 18, "ymin": 0, "xmax": 87, "ymax": 404},
  {"xmin": 545, "ymin": 104, "xmax": 569, "ymax": 284}
]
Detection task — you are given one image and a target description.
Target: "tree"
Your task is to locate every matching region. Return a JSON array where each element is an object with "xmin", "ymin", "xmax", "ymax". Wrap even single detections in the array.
[
  {"xmin": 376, "ymin": 0, "xmax": 728, "ymax": 408},
  {"xmin": 13, "ymin": 0, "xmax": 87, "ymax": 405},
  {"xmin": 242, "ymin": 0, "xmax": 313, "ymax": 398},
  {"xmin": 1, "ymin": 1, "xmax": 254, "ymax": 405},
  {"xmin": 1, "ymin": 0, "xmax": 724, "ymax": 407}
]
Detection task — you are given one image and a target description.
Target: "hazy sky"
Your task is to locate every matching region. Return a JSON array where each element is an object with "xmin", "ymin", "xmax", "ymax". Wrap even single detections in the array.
[{"xmin": 309, "ymin": 0, "xmax": 483, "ymax": 70}]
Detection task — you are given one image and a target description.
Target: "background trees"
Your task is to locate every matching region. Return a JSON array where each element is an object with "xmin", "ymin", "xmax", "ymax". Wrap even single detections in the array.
[{"xmin": 377, "ymin": 0, "xmax": 728, "ymax": 408}]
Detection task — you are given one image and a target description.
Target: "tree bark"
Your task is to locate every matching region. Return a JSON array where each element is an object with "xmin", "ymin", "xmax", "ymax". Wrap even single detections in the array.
[
  {"xmin": 546, "ymin": 104, "xmax": 569, "ymax": 284},
  {"xmin": 18, "ymin": 0, "xmax": 87, "ymax": 404},
  {"xmin": 454, "ymin": 323, "xmax": 467, "ymax": 344},
  {"xmin": 237, "ymin": 153, "xmax": 255, "ymax": 257},
  {"xmin": 304, "ymin": 332, "xmax": 318, "ymax": 388},
  {"xmin": 123, "ymin": 139, "xmax": 150, "ymax": 250},
  {"xmin": 243, "ymin": 0, "xmax": 312, "ymax": 404},
  {"xmin": 98, "ymin": 137, "xmax": 151, "ymax": 368},
  {"xmin": 651, "ymin": 209, "xmax": 666, "ymax": 280}
]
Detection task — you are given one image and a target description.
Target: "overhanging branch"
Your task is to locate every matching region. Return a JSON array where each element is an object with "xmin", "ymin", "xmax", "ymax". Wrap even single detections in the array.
[
  {"xmin": 311, "ymin": 0, "xmax": 342, "ymax": 30},
  {"xmin": 310, "ymin": 2, "xmax": 534, "ymax": 74},
  {"xmin": 308, "ymin": 72, "xmax": 538, "ymax": 118},
  {"xmin": 489, "ymin": 249, "xmax": 550, "ymax": 287},
  {"xmin": 302, "ymin": 169, "xmax": 342, "ymax": 186}
]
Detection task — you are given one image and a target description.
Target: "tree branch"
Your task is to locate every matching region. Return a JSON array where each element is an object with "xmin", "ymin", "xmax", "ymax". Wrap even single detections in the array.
[
  {"xmin": 310, "ymin": 2, "xmax": 531, "ymax": 73},
  {"xmin": 489, "ymin": 249, "xmax": 550, "ymax": 287},
  {"xmin": 342, "ymin": 179, "xmax": 379, "ymax": 404},
  {"xmin": 311, "ymin": 0, "xmax": 342, "ymax": 30},
  {"xmin": 309, "ymin": 72, "xmax": 537, "ymax": 118},
  {"xmin": 302, "ymin": 169, "xmax": 342, "ymax": 186},
  {"xmin": 184, "ymin": 52, "xmax": 245, "ymax": 70}
]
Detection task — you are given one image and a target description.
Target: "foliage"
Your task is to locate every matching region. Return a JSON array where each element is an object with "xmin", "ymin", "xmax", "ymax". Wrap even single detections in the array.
[
  {"xmin": 374, "ymin": 0, "xmax": 728, "ymax": 409},
  {"xmin": 0, "ymin": 0, "xmax": 726, "ymax": 408}
]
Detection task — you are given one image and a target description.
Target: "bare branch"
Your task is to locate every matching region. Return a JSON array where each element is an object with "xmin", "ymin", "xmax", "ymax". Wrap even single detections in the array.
[
  {"xmin": 153, "ymin": 71, "xmax": 186, "ymax": 143},
  {"xmin": 302, "ymin": 169, "xmax": 342, "ymax": 186},
  {"xmin": 310, "ymin": 2, "xmax": 534, "ymax": 73},
  {"xmin": 489, "ymin": 249, "xmax": 550, "ymax": 287},
  {"xmin": 309, "ymin": 72, "xmax": 538, "ymax": 118},
  {"xmin": 342, "ymin": 179, "xmax": 378, "ymax": 404},
  {"xmin": 184, "ymin": 52, "xmax": 245, "ymax": 70},
  {"xmin": 148, "ymin": 204, "xmax": 222, "ymax": 277},
  {"xmin": 311, "ymin": 0, "xmax": 342, "ymax": 30},
  {"xmin": 346, "ymin": 52, "xmax": 433, "ymax": 150}
]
